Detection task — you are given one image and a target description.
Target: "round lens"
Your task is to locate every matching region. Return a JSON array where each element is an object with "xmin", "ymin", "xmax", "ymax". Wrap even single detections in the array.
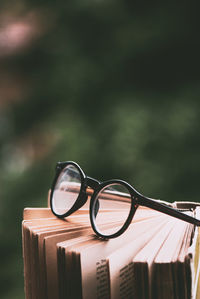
[
  {"xmin": 52, "ymin": 164, "xmax": 82, "ymax": 215},
  {"xmin": 92, "ymin": 183, "xmax": 132, "ymax": 236}
]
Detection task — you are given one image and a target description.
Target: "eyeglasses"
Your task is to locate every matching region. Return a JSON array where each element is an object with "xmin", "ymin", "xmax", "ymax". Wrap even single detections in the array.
[{"xmin": 50, "ymin": 161, "xmax": 200, "ymax": 238}]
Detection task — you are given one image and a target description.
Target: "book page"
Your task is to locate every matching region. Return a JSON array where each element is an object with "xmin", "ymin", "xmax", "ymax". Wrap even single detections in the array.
[
  {"xmin": 23, "ymin": 207, "xmax": 90, "ymax": 220},
  {"xmin": 65, "ymin": 238, "xmax": 101, "ymax": 299},
  {"xmin": 151, "ymin": 220, "xmax": 192, "ymax": 299},
  {"xmin": 23, "ymin": 208, "xmax": 55, "ymax": 220},
  {"xmin": 22, "ymin": 211, "xmax": 91, "ymax": 299},
  {"xmin": 187, "ymin": 207, "xmax": 200, "ymax": 299},
  {"xmin": 30, "ymin": 218, "xmax": 93, "ymax": 298},
  {"xmin": 109, "ymin": 216, "xmax": 176, "ymax": 299},
  {"xmin": 68, "ymin": 214, "xmax": 171, "ymax": 299},
  {"xmin": 56, "ymin": 219, "xmax": 125, "ymax": 299},
  {"xmin": 57, "ymin": 235, "xmax": 96, "ymax": 299},
  {"xmin": 44, "ymin": 227, "xmax": 94, "ymax": 299},
  {"xmin": 23, "ymin": 223, "xmax": 76, "ymax": 298}
]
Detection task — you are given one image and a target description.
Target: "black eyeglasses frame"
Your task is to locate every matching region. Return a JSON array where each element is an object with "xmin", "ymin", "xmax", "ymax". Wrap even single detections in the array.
[{"xmin": 50, "ymin": 161, "xmax": 200, "ymax": 239}]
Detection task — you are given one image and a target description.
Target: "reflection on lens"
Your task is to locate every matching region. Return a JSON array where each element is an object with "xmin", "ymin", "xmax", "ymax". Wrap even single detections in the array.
[
  {"xmin": 93, "ymin": 183, "xmax": 132, "ymax": 236},
  {"xmin": 52, "ymin": 164, "xmax": 81, "ymax": 215}
]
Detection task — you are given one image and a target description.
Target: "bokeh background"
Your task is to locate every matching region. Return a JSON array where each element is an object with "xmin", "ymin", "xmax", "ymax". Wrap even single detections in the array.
[{"xmin": 0, "ymin": 1, "xmax": 200, "ymax": 298}]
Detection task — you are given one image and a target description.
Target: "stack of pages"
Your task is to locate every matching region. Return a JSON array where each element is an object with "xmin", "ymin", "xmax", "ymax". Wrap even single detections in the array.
[{"xmin": 22, "ymin": 202, "xmax": 200, "ymax": 299}]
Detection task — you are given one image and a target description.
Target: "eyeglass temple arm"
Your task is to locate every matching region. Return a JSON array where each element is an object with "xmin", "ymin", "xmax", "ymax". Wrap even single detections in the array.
[
  {"xmin": 138, "ymin": 196, "xmax": 200, "ymax": 226},
  {"xmin": 62, "ymin": 174, "xmax": 200, "ymax": 226}
]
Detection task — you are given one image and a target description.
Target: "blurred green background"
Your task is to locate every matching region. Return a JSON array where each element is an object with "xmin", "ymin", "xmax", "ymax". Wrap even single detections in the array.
[{"xmin": 0, "ymin": 1, "xmax": 200, "ymax": 298}]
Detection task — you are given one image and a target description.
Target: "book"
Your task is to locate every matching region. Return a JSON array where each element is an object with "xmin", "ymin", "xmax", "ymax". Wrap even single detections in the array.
[{"xmin": 22, "ymin": 200, "xmax": 200, "ymax": 299}]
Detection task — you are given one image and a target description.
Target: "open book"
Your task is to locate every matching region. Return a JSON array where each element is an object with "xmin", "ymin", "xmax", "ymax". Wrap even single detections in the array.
[{"xmin": 22, "ymin": 199, "xmax": 200, "ymax": 299}]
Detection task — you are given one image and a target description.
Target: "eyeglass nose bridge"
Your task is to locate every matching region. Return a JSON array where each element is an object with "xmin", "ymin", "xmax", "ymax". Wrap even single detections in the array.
[
  {"xmin": 76, "ymin": 177, "xmax": 99, "ymax": 208},
  {"xmin": 85, "ymin": 176, "xmax": 100, "ymax": 189},
  {"xmin": 69, "ymin": 176, "xmax": 99, "ymax": 217}
]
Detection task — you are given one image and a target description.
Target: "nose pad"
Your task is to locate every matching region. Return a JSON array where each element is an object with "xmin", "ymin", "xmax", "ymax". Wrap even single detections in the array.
[{"xmin": 94, "ymin": 199, "xmax": 99, "ymax": 218}]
